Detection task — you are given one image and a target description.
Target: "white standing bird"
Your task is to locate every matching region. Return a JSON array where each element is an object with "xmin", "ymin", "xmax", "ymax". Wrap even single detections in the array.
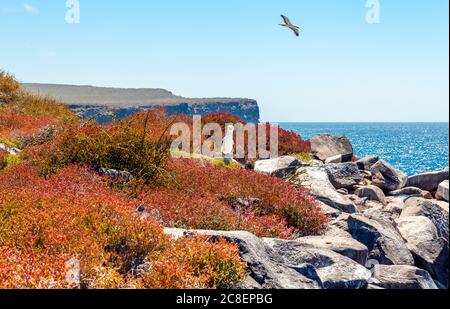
[
  {"xmin": 280, "ymin": 15, "xmax": 301, "ymax": 37},
  {"xmin": 221, "ymin": 125, "xmax": 235, "ymax": 159}
]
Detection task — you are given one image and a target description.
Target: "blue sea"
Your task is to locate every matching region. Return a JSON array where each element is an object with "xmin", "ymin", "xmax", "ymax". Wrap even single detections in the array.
[{"xmin": 280, "ymin": 123, "xmax": 449, "ymax": 176}]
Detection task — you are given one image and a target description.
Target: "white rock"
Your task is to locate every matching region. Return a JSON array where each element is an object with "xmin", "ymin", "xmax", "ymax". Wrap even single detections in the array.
[
  {"xmin": 296, "ymin": 235, "xmax": 369, "ymax": 265},
  {"xmin": 395, "ymin": 216, "xmax": 449, "ymax": 287},
  {"xmin": 290, "ymin": 167, "xmax": 357, "ymax": 213},
  {"xmin": 254, "ymin": 156, "xmax": 304, "ymax": 178},
  {"xmin": 436, "ymin": 180, "xmax": 449, "ymax": 202},
  {"xmin": 407, "ymin": 169, "xmax": 449, "ymax": 192},
  {"xmin": 372, "ymin": 265, "xmax": 438, "ymax": 289}
]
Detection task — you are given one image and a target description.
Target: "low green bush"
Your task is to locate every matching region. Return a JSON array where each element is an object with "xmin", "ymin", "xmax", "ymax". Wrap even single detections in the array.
[{"xmin": 39, "ymin": 120, "xmax": 171, "ymax": 184}]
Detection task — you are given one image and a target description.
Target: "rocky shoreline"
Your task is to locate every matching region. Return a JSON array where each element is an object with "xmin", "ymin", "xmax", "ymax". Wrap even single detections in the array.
[
  {"xmin": 2, "ymin": 134, "xmax": 449, "ymax": 289},
  {"xmin": 168, "ymin": 134, "xmax": 449, "ymax": 289}
]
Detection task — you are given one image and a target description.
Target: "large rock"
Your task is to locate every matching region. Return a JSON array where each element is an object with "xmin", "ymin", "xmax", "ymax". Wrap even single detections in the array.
[
  {"xmin": 371, "ymin": 160, "xmax": 408, "ymax": 192},
  {"xmin": 324, "ymin": 155, "xmax": 343, "ymax": 164},
  {"xmin": 407, "ymin": 169, "xmax": 449, "ymax": 192},
  {"xmin": 320, "ymin": 224, "xmax": 353, "ymax": 239},
  {"xmin": 385, "ymin": 198, "xmax": 405, "ymax": 217},
  {"xmin": 263, "ymin": 238, "xmax": 372, "ymax": 289},
  {"xmin": 310, "ymin": 135, "xmax": 353, "ymax": 162},
  {"xmin": 395, "ymin": 216, "xmax": 449, "ymax": 287},
  {"xmin": 325, "ymin": 163, "xmax": 363, "ymax": 189},
  {"xmin": 290, "ymin": 167, "xmax": 357, "ymax": 213},
  {"xmin": 371, "ymin": 265, "xmax": 438, "ymax": 289},
  {"xmin": 254, "ymin": 156, "xmax": 304, "ymax": 178},
  {"xmin": 388, "ymin": 187, "xmax": 432, "ymax": 199},
  {"xmin": 346, "ymin": 214, "xmax": 415, "ymax": 266},
  {"xmin": 401, "ymin": 197, "xmax": 449, "ymax": 242},
  {"xmin": 356, "ymin": 156, "xmax": 379, "ymax": 171},
  {"xmin": 295, "ymin": 236, "xmax": 368, "ymax": 265},
  {"xmin": 317, "ymin": 201, "xmax": 342, "ymax": 219},
  {"xmin": 436, "ymin": 180, "xmax": 449, "ymax": 202},
  {"xmin": 164, "ymin": 228, "xmax": 320, "ymax": 289},
  {"xmin": 355, "ymin": 185, "xmax": 387, "ymax": 206}
]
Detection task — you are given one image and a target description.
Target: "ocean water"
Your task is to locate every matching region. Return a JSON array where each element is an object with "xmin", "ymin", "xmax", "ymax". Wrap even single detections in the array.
[{"xmin": 280, "ymin": 123, "xmax": 449, "ymax": 176}]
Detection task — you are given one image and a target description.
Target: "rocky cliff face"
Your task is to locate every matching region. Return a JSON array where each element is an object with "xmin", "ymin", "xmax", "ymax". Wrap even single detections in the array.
[
  {"xmin": 23, "ymin": 83, "xmax": 260, "ymax": 123},
  {"xmin": 68, "ymin": 100, "xmax": 260, "ymax": 124}
]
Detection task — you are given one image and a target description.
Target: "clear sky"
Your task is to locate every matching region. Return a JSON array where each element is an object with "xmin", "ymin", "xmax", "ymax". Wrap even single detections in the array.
[{"xmin": 0, "ymin": 0, "xmax": 448, "ymax": 122}]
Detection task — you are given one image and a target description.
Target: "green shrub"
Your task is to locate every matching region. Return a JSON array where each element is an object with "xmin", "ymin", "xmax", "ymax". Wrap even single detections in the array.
[
  {"xmin": 172, "ymin": 150, "xmax": 242, "ymax": 169},
  {"xmin": 289, "ymin": 152, "xmax": 312, "ymax": 162},
  {"xmin": 0, "ymin": 154, "xmax": 23, "ymax": 169},
  {"xmin": 39, "ymin": 120, "xmax": 171, "ymax": 184},
  {"xmin": 0, "ymin": 137, "xmax": 18, "ymax": 148}
]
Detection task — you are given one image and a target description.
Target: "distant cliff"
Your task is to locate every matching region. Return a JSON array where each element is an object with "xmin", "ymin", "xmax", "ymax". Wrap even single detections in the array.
[{"xmin": 23, "ymin": 83, "xmax": 260, "ymax": 124}]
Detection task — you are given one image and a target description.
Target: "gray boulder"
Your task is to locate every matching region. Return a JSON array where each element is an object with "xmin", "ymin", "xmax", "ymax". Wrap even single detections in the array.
[
  {"xmin": 407, "ymin": 169, "xmax": 449, "ymax": 192},
  {"xmin": 436, "ymin": 180, "xmax": 449, "ymax": 202},
  {"xmin": 356, "ymin": 156, "xmax": 379, "ymax": 171},
  {"xmin": 385, "ymin": 198, "xmax": 405, "ymax": 217},
  {"xmin": 310, "ymin": 135, "xmax": 353, "ymax": 162},
  {"xmin": 325, "ymin": 163, "xmax": 363, "ymax": 189},
  {"xmin": 254, "ymin": 156, "xmax": 304, "ymax": 178},
  {"xmin": 290, "ymin": 167, "xmax": 357, "ymax": 213},
  {"xmin": 355, "ymin": 185, "xmax": 387, "ymax": 206},
  {"xmin": 320, "ymin": 224, "xmax": 353, "ymax": 239},
  {"xmin": 371, "ymin": 160, "xmax": 408, "ymax": 192},
  {"xmin": 97, "ymin": 168, "xmax": 133, "ymax": 182},
  {"xmin": 371, "ymin": 265, "xmax": 438, "ymax": 289},
  {"xmin": 296, "ymin": 236, "xmax": 369, "ymax": 265},
  {"xmin": 325, "ymin": 155, "xmax": 343, "ymax": 164},
  {"xmin": 395, "ymin": 216, "xmax": 449, "ymax": 287},
  {"xmin": 317, "ymin": 201, "xmax": 342, "ymax": 219},
  {"xmin": 388, "ymin": 187, "xmax": 433, "ymax": 199},
  {"xmin": 346, "ymin": 214, "xmax": 415, "ymax": 266},
  {"xmin": 164, "ymin": 228, "xmax": 320, "ymax": 289},
  {"xmin": 401, "ymin": 197, "xmax": 449, "ymax": 242},
  {"xmin": 263, "ymin": 238, "xmax": 372, "ymax": 289}
]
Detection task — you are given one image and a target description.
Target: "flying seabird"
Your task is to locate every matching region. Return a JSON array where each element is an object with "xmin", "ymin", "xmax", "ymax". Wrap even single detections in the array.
[{"xmin": 280, "ymin": 15, "xmax": 300, "ymax": 37}]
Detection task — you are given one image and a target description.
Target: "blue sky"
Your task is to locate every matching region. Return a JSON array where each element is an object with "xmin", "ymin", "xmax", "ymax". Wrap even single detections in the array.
[{"xmin": 0, "ymin": 0, "xmax": 448, "ymax": 122}]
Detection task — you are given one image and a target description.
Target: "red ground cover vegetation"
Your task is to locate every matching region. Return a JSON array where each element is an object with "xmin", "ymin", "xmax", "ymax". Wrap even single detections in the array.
[
  {"xmin": 124, "ymin": 110, "xmax": 311, "ymax": 160},
  {"xmin": 0, "ymin": 110, "xmax": 57, "ymax": 142},
  {"xmin": 0, "ymin": 164, "xmax": 246, "ymax": 289},
  {"xmin": 139, "ymin": 158, "xmax": 326, "ymax": 238},
  {"xmin": 1, "ymin": 71, "xmax": 325, "ymax": 289}
]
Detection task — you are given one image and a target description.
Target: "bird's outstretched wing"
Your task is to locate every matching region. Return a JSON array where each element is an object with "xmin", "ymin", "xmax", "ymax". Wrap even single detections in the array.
[
  {"xmin": 281, "ymin": 15, "xmax": 292, "ymax": 26},
  {"xmin": 292, "ymin": 27, "xmax": 300, "ymax": 37}
]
